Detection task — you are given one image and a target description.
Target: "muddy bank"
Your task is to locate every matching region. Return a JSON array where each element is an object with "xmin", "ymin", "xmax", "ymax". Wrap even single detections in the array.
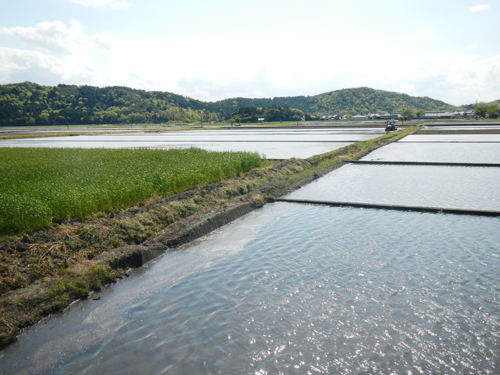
[{"xmin": 0, "ymin": 125, "xmax": 422, "ymax": 349}]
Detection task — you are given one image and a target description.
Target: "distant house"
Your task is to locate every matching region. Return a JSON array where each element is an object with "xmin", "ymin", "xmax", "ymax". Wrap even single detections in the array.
[
  {"xmin": 258, "ymin": 118, "xmax": 265, "ymax": 122},
  {"xmin": 321, "ymin": 115, "xmax": 341, "ymax": 120},
  {"xmin": 379, "ymin": 113, "xmax": 397, "ymax": 120},
  {"xmin": 424, "ymin": 112, "xmax": 460, "ymax": 119}
]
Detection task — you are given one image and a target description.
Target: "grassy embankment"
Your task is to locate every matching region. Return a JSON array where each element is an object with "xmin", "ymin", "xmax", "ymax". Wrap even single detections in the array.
[{"xmin": 0, "ymin": 125, "xmax": 423, "ymax": 348}]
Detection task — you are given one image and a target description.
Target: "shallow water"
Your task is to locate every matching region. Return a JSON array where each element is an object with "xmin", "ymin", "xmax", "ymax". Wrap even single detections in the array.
[
  {"xmin": 425, "ymin": 125, "xmax": 500, "ymax": 130},
  {"xmin": 0, "ymin": 130, "xmax": 381, "ymax": 145},
  {"xmin": 0, "ymin": 141, "xmax": 353, "ymax": 159},
  {"xmin": 1, "ymin": 204, "xmax": 499, "ymax": 374},
  {"xmin": 285, "ymin": 163, "xmax": 500, "ymax": 211},
  {"xmin": 400, "ymin": 134, "xmax": 500, "ymax": 143},
  {"xmin": 0, "ymin": 129, "xmax": 383, "ymax": 159},
  {"xmin": 361, "ymin": 142, "xmax": 500, "ymax": 164}
]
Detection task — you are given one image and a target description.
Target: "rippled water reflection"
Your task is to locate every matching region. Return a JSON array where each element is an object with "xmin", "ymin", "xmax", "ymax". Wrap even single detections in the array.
[
  {"xmin": 286, "ymin": 163, "xmax": 500, "ymax": 211},
  {"xmin": 400, "ymin": 134, "xmax": 500, "ymax": 143},
  {"xmin": 361, "ymin": 142, "xmax": 500, "ymax": 164},
  {"xmin": 0, "ymin": 129, "xmax": 383, "ymax": 159},
  {"xmin": 0, "ymin": 141, "xmax": 354, "ymax": 159},
  {"xmin": 2, "ymin": 204, "xmax": 499, "ymax": 374}
]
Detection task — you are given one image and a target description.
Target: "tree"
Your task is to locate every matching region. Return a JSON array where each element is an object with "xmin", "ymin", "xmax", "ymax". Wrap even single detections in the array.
[
  {"xmin": 415, "ymin": 109, "xmax": 426, "ymax": 118},
  {"xmin": 486, "ymin": 104, "xmax": 500, "ymax": 119},
  {"xmin": 474, "ymin": 103, "xmax": 499, "ymax": 118},
  {"xmin": 474, "ymin": 104, "xmax": 488, "ymax": 118},
  {"xmin": 401, "ymin": 108, "xmax": 415, "ymax": 120}
]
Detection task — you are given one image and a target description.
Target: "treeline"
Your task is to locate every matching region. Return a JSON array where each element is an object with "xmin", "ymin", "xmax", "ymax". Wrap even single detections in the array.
[
  {"xmin": 0, "ymin": 82, "xmax": 468, "ymax": 127},
  {"xmin": 474, "ymin": 103, "xmax": 500, "ymax": 118},
  {"xmin": 0, "ymin": 82, "xmax": 224, "ymax": 126},
  {"xmin": 231, "ymin": 105, "xmax": 307, "ymax": 123}
]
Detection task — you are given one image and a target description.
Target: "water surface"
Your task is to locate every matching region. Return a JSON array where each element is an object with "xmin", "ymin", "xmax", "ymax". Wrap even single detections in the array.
[
  {"xmin": 400, "ymin": 134, "xmax": 500, "ymax": 143},
  {"xmin": 1, "ymin": 204, "xmax": 499, "ymax": 374},
  {"xmin": 361, "ymin": 142, "xmax": 500, "ymax": 164},
  {"xmin": 0, "ymin": 129, "xmax": 383, "ymax": 159},
  {"xmin": 286, "ymin": 163, "xmax": 500, "ymax": 211},
  {"xmin": 0, "ymin": 141, "xmax": 353, "ymax": 160}
]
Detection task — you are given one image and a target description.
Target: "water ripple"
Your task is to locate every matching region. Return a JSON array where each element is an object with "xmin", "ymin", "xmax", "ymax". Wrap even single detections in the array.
[
  {"xmin": 286, "ymin": 164, "xmax": 500, "ymax": 211},
  {"xmin": 39, "ymin": 203, "xmax": 500, "ymax": 375}
]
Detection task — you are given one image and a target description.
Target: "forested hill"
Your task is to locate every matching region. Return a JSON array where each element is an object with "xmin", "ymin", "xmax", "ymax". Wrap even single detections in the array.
[
  {"xmin": 0, "ymin": 82, "xmax": 459, "ymax": 126},
  {"xmin": 213, "ymin": 87, "xmax": 457, "ymax": 116},
  {"xmin": 0, "ymin": 82, "xmax": 218, "ymax": 126}
]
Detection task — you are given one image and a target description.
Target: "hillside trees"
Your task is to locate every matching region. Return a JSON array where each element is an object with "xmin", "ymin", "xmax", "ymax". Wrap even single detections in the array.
[
  {"xmin": 231, "ymin": 105, "xmax": 305, "ymax": 123},
  {"xmin": 0, "ymin": 82, "xmax": 220, "ymax": 126},
  {"xmin": 474, "ymin": 103, "xmax": 500, "ymax": 118},
  {"xmin": 0, "ymin": 82, "xmax": 466, "ymax": 126}
]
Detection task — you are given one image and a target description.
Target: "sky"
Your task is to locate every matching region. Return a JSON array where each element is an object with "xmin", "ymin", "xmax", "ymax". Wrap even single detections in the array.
[{"xmin": 0, "ymin": 0, "xmax": 498, "ymax": 106}]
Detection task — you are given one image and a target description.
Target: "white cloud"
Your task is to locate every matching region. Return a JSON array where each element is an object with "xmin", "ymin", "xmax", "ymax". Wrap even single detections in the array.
[
  {"xmin": 0, "ymin": 20, "xmax": 118, "ymax": 56},
  {"xmin": 0, "ymin": 47, "xmax": 96, "ymax": 84},
  {"xmin": 70, "ymin": 0, "xmax": 130, "ymax": 9},
  {"xmin": 1, "ymin": 21, "xmax": 499, "ymax": 106},
  {"xmin": 1, "ymin": 20, "xmax": 85, "ymax": 55},
  {"xmin": 470, "ymin": 5, "xmax": 489, "ymax": 12}
]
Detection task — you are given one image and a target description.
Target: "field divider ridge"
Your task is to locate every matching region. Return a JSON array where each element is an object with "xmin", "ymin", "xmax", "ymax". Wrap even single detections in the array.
[
  {"xmin": 349, "ymin": 160, "xmax": 500, "ymax": 167},
  {"xmin": 276, "ymin": 198, "xmax": 500, "ymax": 217}
]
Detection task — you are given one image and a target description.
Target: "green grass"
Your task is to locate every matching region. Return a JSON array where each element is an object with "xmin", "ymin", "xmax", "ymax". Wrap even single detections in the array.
[{"xmin": 0, "ymin": 147, "xmax": 262, "ymax": 234}]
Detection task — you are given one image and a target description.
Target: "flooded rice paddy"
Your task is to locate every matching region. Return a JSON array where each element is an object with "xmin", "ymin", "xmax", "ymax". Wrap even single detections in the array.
[
  {"xmin": 1, "ymin": 205, "xmax": 499, "ymax": 374},
  {"xmin": 285, "ymin": 163, "xmax": 500, "ymax": 211},
  {"xmin": 361, "ymin": 142, "xmax": 500, "ymax": 164},
  {"xmin": 1, "ymin": 127, "xmax": 500, "ymax": 374},
  {"xmin": 399, "ymin": 134, "xmax": 500, "ymax": 143},
  {"xmin": 0, "ymin": 128, "xmax": 384, "ymax": 159}
]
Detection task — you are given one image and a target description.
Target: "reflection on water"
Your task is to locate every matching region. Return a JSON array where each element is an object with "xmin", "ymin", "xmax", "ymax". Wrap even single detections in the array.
[
  {"xmin": 0, "ymin": 141, "xmax": 354, "ymax": 160},
  {"xmin": 400, "ymin": 134, "xmax": 500, "ymax": 142},
  {"xmin": 361, "ymin": 142, "xmax": 500, "ymax": 164},
  {"xmin": 0, "ymin": 130, "xmax": 382, "ymax": 145},
  {"xmin": 286, "ymin": 163, "xmax": 500, "ymax": 211},
  {"xmin": 0, "ymin": 128, "xmax": 384, "ymax": 159},
  {"xmin": 2, "ymin": 204, "xmax": 499, "ymax": 374}
]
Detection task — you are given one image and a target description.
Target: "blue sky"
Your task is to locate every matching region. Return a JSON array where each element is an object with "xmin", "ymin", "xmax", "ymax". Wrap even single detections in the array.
[{"xmin": 0, "ymin": 0, "xmax": 498, "ymax": 106}]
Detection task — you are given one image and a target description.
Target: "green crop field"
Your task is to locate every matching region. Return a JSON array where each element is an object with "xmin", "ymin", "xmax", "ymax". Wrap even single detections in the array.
[{"xmin": 0, "ymin": 147, "xmax": 262, "ymax": 234}]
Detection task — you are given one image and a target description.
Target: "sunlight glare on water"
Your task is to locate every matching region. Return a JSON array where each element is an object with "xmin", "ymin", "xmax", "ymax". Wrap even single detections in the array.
[{"xmin": 7, "ymin": 203, "xmax": 493, "ymax": 375}]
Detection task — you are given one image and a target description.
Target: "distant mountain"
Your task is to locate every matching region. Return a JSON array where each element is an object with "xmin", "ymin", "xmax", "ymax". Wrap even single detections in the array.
[
  {"xmin": 459, "ymin": 99, "xmax": 500, "ymax": 111},
  {"xmin": 0, "ymin": 82, "xmax": 460, "ymax": 126},
  {"xmin": 306, "ymin": 87, "xmax": 457, "ymax": 114},
  {"xmin": 0, "ymin": 82, "xmax": 214, "ymax": 126},
  {"xmin": 213, "ymin": 87, "xmax": 458, "ymax": 117}
]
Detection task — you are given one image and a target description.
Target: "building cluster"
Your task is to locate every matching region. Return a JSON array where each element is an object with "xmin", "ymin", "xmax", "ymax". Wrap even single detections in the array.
[{"xmin": 320, "ymin": 110, "xmax": 475, "ymax": 121}]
